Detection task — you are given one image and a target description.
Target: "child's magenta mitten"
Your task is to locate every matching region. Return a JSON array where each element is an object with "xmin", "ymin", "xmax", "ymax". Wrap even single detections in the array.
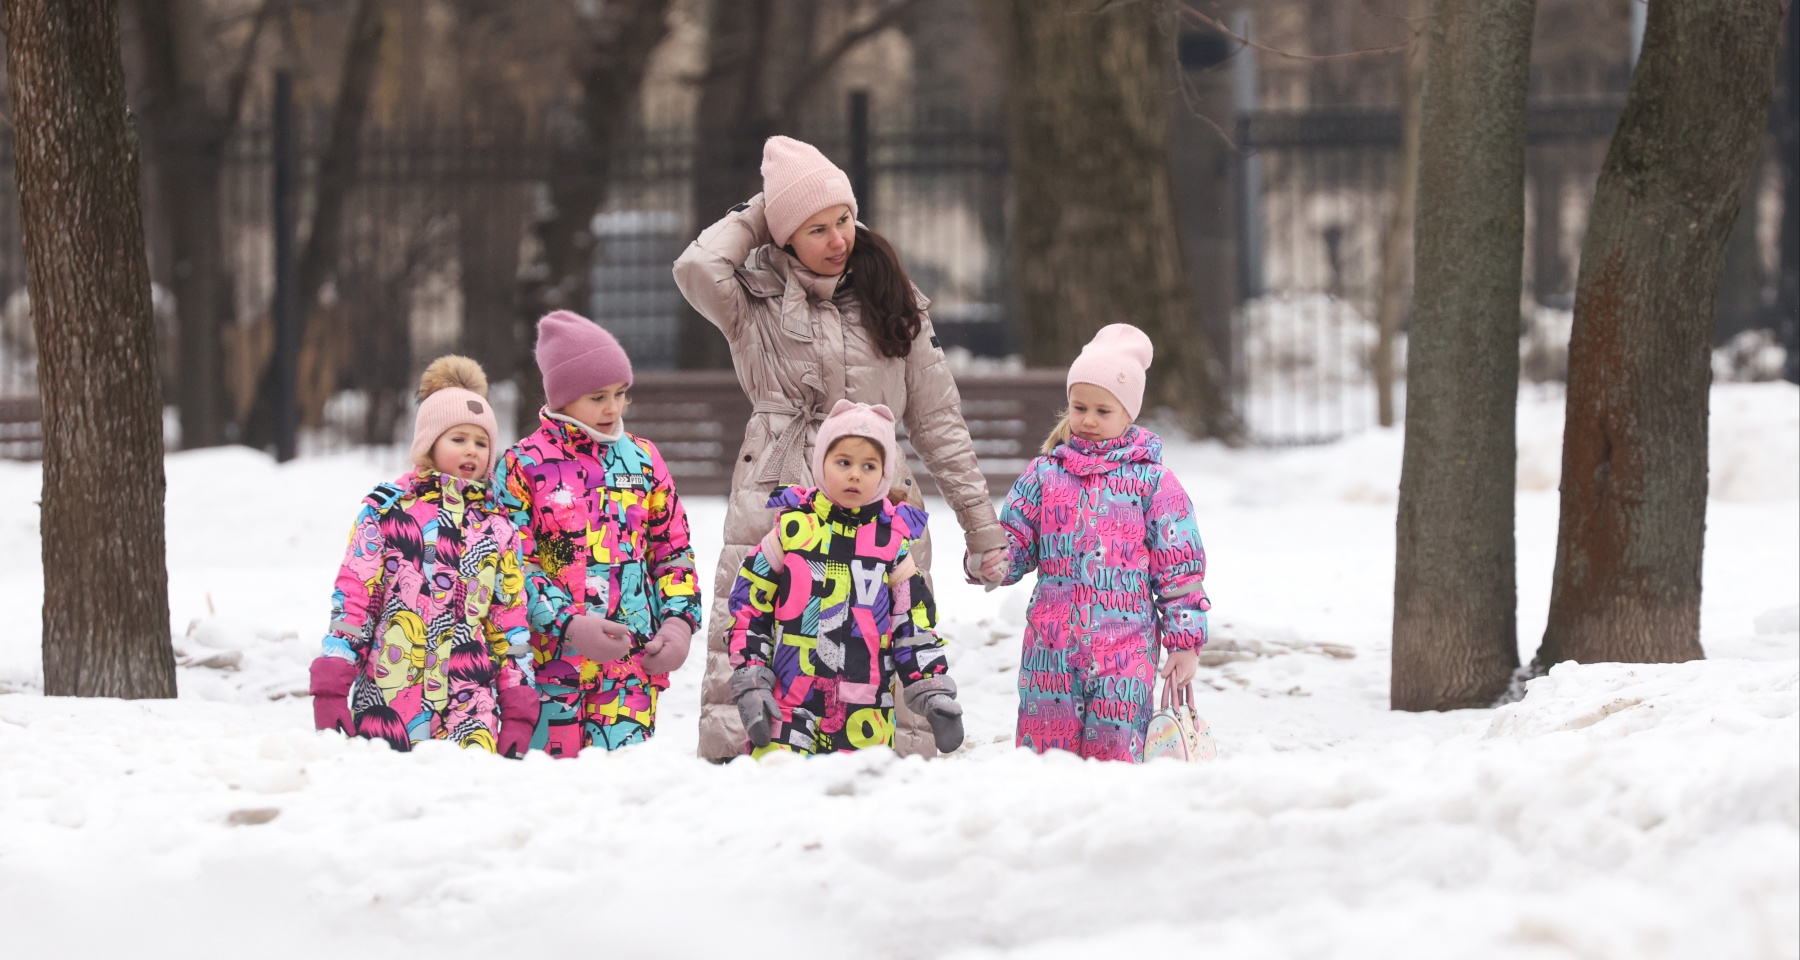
[
  {"xmin": 309, "ymin": 656, "xmax": 356, "ymax": 735},
  {"xmin": 495, "ymin": 686, "xmax": 542, "ymax": 759}
]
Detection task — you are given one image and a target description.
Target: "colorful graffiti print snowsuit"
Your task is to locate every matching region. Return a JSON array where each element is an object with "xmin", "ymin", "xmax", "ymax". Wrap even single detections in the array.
[
  {"xmin": 321, "ymin": 470, "xmax": 531, "ymax": 752},
  {"xmin": 990, "ymin": 427, "xmax": 1210, "ymax": 762},
  {"xmin": 727, "ymin": 487, "xmax": 947, "ymax": 756},
  {"xmin": 495, "ymin": 412, "xmax": 701, "ymax": 755}
]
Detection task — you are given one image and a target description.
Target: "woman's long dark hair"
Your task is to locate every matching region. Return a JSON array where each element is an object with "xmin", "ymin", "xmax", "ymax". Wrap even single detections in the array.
[{"xmin": 846, "ymin": 226, "xmax": 922, "ymax": 359}]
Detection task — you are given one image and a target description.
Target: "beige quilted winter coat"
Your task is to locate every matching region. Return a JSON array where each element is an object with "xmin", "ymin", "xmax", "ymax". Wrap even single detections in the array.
[{"xmin": 673, "ymin": 193, "xmax": 1007, "ymax": 761}]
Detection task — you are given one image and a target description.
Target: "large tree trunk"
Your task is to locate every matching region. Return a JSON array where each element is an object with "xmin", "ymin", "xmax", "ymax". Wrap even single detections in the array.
[
  {"xmin": 1535, "ymin": 0, "xmax": 1785, "ymax": 669},
  {"xmin": 1390, "ymin": 0, "xmax": 1534, "ymax": 712},
  {"xmin": 3, "ymin": 0, "xmax": 176, "ymax": 697},
  {"xmin": 979, "ymin": 0, "xmax": 1237, "ymax": 440},
  {"xmin": 516, "ymin": 0, "xmax": 672, "ymax": 416}
]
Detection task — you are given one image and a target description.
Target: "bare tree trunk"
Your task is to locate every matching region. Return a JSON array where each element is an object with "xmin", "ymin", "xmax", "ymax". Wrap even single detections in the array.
[
  {"xmin": 679, "ymin": 0, "xmax": 782, "ymax": 371},
  {"xmin": 516, "ymin": 0, "xmax": 672, "ymax": 416},
  {"xmin": 1535, "ymin": 0, "xmax": 1785, "ymax": 669},
  {"xmin": 979, "ymin": 0, "xmax": 1238, "ymax": 440},
  {"xmin": 130, "ymin": 0, "xmax": 267, "ymax": 450},
  {"xmin": 1373, "ymin": 24, "xmax": 1424, "ymax": 429},
  {"xmin": 241, "ymin": 0, "xmax": 385, "ymax": 448},
  {"xmin": 3, "ymin": 0, "xmax": 176, "ymax": 697},
  {"xmin": 1390, "ymin": 0, "xmax": 1534, "ymax": 712},
  {"xmin": 1778, "ymin": 4, "xmax": 1798, "ymax": 381}
]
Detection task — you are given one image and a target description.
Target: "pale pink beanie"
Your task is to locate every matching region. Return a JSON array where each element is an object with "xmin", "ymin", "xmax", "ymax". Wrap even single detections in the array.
[
  {"xmin": 811, "ymin": 400, "xmax": 899, "ymax": 500},
  {"xmin": 535, "ymin": 310, "xmax": 633, "ymax": 410},
  {"xmin": 762, "ymin": 136, "xmax": 858, "ymax": 248},
  {"xmin": 411, "ymin": 355, "xmax": 500, "ymax": 472},
  {"xmin": 1067, "ymin": 323, "xmax": 1155, "ymax": 420}
]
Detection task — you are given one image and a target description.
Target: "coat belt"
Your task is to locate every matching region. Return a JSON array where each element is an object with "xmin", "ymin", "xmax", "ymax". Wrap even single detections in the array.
[{"xmin": 751, "ymin": 397, "xmax": 824, "ymax": 485}]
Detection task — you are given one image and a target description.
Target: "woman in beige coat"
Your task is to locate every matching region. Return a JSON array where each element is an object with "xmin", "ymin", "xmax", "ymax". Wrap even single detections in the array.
[{"xmin": 673, "ymin": 135, "xmax": 1007, "ymax": 761}]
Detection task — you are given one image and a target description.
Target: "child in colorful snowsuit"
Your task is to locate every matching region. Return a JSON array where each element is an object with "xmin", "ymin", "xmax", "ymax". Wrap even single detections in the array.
[
  {"xmin": 727, "ymin": 400, "xmax": 964, "ymax": 757},
  {"xmin": 310, "ymin": 356, "xmax": 538, "ymax": 755},
  {"xmin": 975, "ymin": 324, "xmax": 1211, "ymax": 763},
  {"xmin": 493, "ymin": 311, "xmax": 701, "ymax": 756}
]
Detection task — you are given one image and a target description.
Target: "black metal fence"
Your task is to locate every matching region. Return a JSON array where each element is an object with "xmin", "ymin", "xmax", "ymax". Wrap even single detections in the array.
[
  {"xmin": 0, "ymin": 96, "xmax": 1011, "ymax": 455},
  {"xmin": 0, "ymin": 84, "xmax": 1793, "ymax": 457}
]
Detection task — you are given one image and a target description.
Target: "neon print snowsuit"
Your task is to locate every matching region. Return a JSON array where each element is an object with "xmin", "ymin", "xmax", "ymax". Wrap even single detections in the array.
[
  {"xmin": 320, "ymin": 470, "xmax": 531, "ymax": 752},
  {"xmin": 494, "ymin": 411, "xmax": 701, "ymax": 755},
  {"xmin": 988, "ymin": 426, "xmax": 1209, "ymax": 762},
  {"xmin": 727, "ymin": 486, "xmax": 946, "ymax": 756}
]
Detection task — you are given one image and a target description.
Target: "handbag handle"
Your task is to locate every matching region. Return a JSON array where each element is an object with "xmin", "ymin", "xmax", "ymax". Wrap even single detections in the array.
[{"xmin": 1158, "ymin": 676, "xmax": 1195, "ymax": 711}]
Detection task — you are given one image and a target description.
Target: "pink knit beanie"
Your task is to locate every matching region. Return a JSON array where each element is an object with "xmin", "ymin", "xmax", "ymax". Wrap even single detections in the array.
[
  {"xmin": 410, "ymin": 355, "xmax": 500, "ymax": 472},
  {"xmin": 762, "ymin": 136, "xmax": 858, "ymax": 248},
  {"xmin": 811, "ymin": 400, "xmax": 899, "ymax": 500},
  {"xmin": 535, "ymin": 310, "xmax": 633, "ymax": 411},
  {"xmin": 1066, "ymin": 323, "xmax": 1155, "ymax": 420}
]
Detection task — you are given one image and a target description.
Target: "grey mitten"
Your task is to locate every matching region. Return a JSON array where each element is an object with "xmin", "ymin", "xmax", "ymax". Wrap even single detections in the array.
[
  {"xmin": 905, "ymin": 675, "xmax": 965, "ymax": 754},
  {"xmin": 731, "ymin": 664, "xmax": 781, "ymax": 748}
]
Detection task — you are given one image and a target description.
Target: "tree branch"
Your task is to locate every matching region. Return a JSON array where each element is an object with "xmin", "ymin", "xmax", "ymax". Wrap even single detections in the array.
[
  {"xmin": 1178, "ymin": 3, "xmax": 1417, "ymax": 63},
  {"xmin": 776, "ymin": 0, "xmax": 930, "ymax": 121},
  {"xmin": 221, "ymin": 0, "xmax": 277, "ymax": 135}
]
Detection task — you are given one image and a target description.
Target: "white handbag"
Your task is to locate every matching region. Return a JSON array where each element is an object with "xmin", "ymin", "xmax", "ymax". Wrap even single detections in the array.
[{"xmin": 1144, "ymin": 681, "xmax": 1217, "ymax": 762}]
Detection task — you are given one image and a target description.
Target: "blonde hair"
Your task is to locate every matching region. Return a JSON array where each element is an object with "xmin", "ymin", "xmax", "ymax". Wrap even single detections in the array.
[{"xmin": 1041, "ymin": 409, "xmax": 1072, "ymax": 454}]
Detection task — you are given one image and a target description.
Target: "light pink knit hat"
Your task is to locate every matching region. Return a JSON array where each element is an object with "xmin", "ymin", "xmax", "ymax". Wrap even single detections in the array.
[
  {"xmin": 410, "ymin": 355, "xmax": 500, "ymax": 473},
  {"xmin": 762, "ymin": 136, "xmax": 858, "ymax": 248},
  {"xmin": 811, "ymin": 400, "xmax": 899, "ymax": 500},
  {"xmin": 1067, "ymin": 323, "xmax": 1155, "ymax": 420},
  {"xmin": 535, "ymin": 310, "xmax": 633, "ymax": 411}
]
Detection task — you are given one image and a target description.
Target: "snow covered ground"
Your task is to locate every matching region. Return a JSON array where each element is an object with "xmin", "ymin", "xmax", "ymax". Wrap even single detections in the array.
[{"xmin": 0, "ymin": 383, "xmax": 1795, "ymax": 959}]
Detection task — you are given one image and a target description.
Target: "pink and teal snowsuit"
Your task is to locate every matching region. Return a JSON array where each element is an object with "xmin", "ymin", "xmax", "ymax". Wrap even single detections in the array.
[
  {"xmin": 321, "ymin": 470, "xmax": 532, "ymax": 752},
  {"xmin": 984, "ymin": 426, "xmax": 1210, "ymax": 762},
  {"xmin": 493, "ymin": 411, "xmax": 701, "ymax": 755}
]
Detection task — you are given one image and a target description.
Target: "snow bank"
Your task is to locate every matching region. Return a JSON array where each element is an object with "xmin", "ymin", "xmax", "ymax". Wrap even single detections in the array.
[
  {"xmin": 0, "ymin": 383, "xmax": 1793, "ymax": 958},
  {"xmin": 0, "ymin": 658, "xmax": 1791, "ymax": 960}
]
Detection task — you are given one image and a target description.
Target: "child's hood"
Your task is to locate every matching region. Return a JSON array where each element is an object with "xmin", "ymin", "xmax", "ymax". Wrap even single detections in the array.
[{"xmin": 1049, "ymin": 425, "xmax": 1163, "ymax": 477}]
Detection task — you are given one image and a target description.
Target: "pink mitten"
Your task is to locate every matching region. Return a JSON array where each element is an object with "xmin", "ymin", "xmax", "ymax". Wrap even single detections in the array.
[
  {"xmin": 309, "ymin": 656, "xmax": 356, "ymax": 735},
  {"xmin": 563, "ymin": 614, "xmax": 634, "ymax": 663},
  {"xmin": 495, "ymin": 686, "xmax": 542, "ymax": 759},
  {"xmin": 639, "ymin": 618, "xmax": 694, "ymax": 675}
]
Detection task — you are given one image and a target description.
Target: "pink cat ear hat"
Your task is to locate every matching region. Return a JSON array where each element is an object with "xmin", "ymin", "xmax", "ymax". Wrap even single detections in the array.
[
  {"xmin": 812, "ymin": 400, "xmax": 900, "ymax": 500},
  {"xmin": 1066, "ymin": 323, "xmax": 1155, "ymax": 420}
]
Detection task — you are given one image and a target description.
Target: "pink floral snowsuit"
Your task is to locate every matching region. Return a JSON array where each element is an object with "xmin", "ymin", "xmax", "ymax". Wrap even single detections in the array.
[
  {"xmin": 984, "ymin": 426, "xmax": 1210, "ymax": 762},
  {"xmin": 321, "ymin": 470, "xmax": 531, "ymax": 752}
]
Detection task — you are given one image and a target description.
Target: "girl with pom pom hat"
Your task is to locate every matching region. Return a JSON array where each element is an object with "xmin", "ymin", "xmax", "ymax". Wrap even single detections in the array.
[
  {"xmin": 309, "ymin": 356, "xmax": 537, "ymax": 756},
  {"xmin": 491, "ymin": 311, "xmax": 702, "ymax": 757},
  {"xmin": 976, "ymin": 324, "xmax": 1214, "ymax": 763},
  {"xmin": 673, "ymin": 135, "xmax": 1007, "ymax": 762}
]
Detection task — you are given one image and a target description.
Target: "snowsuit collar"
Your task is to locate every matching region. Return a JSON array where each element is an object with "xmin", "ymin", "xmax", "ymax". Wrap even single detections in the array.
[
  {"xmin": 398, "ymin": 467, "xmax": 494, "ymax": 506},
  {"xmin": 536, "ymin": 407, "xmax": 623, "ymax": 455},
  {"xmin": 766, "ymin": 484, "xmax": 887, "ymax": 528},
  {"xmin": 544, "ymin": 408, "xmax": 623, "ymax": 444},
  {"xmin": 1050, "ymin": 426, "xmax": 1163, "ymax": 476}
]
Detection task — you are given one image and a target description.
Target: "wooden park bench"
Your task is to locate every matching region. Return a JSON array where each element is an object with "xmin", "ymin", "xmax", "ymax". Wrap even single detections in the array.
[{"xmin": 627, "ymin": 369, "xmax": 1069, "ymax": 497}]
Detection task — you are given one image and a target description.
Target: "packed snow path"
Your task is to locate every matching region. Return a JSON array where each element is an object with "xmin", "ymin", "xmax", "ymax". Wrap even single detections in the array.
[{"xmin": 1, "ymin": 384, "xmax": 1794, "ymax": 959}]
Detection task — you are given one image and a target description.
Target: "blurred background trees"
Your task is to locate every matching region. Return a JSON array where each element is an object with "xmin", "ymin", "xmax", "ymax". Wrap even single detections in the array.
[{"xmin": 0, "ymin": 0, "xmax": 1790, "ymax": 457}]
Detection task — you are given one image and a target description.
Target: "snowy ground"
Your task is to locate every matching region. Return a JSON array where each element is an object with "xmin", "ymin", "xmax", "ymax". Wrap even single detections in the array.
[{"xmin": 1, "ymin": 383, "xmax": 1795, "ymax": 959}]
